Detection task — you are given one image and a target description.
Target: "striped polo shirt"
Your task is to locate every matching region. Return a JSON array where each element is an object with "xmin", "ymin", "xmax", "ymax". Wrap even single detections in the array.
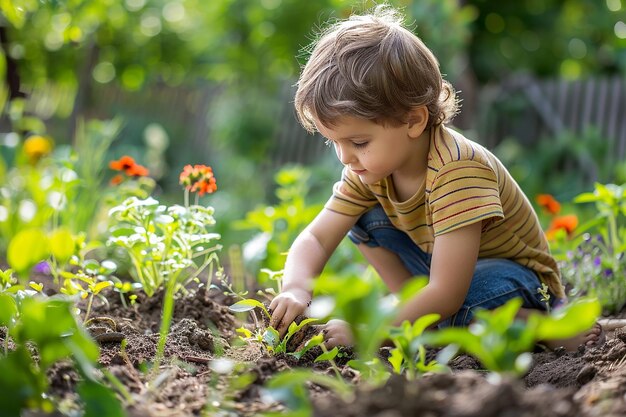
[{"xmin": 325, "ymin": 124, "xmax": 564, "ymax": 298}]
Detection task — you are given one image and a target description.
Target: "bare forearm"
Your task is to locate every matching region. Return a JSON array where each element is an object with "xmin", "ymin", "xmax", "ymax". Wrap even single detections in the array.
[
  {"xmin": 281, "ymin": 228, "xmax": 331, "ymax": 297},
  {"xmin": 393, "ymin": 283, "xmax": 464, "ymax": 326}
]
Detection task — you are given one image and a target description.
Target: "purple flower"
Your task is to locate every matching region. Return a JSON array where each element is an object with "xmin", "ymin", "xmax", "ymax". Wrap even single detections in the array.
[
  {"xmin": 33, "ymin": 261, "xmax": 51, "ymax": 275},
  {"xmin": 593, "ymin": 257, "xmax": 602, "ymax": 268},
  {"xmin": 603, "ymin": 268, "xmax": 613, "ymax": 278}
]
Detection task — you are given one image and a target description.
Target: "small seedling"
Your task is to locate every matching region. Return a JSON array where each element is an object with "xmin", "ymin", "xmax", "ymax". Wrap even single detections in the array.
[{"xmin": 387, "ymin": 314, "xmax": 450, "ymax": 380}]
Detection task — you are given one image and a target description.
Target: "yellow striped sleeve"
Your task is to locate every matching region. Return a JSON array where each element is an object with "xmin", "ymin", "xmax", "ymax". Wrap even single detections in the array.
[
  {"xmin": 324, "ymin": 168, "xmax": 378, "ymax": 216},
  {"xmin": 429, "ymin": 161, "xmax": 504, "ymax": 236}
]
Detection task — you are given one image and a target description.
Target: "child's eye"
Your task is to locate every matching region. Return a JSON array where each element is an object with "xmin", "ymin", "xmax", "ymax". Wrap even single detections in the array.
[{"xmin": 353, "ymin": 142, "xmax": 368, "ymax": 149}]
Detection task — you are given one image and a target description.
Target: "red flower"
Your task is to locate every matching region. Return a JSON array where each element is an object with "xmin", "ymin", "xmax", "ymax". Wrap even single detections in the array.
[
  {"xmin": 109, "ymin": 156, "xmax": 149, "ymax": 178},
  {"xmin": 179, "ymin": 164, "xmax": 217, "ymax": 196},
  {"xmin": 536, "ymin": 194, "xmax": 561, "ymax": 215},
  {"xmin": 545, "ymin": 214, "xmax": 578, "ymax": 240}
]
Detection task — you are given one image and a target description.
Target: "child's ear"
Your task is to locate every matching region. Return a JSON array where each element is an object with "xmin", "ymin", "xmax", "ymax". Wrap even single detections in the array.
[{"xmin": 407, "ymin": 106, "xmax": 429, "ymax": 138}]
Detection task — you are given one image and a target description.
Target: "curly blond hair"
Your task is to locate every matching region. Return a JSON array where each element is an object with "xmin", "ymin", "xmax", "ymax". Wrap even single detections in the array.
[{"xmin": 295, "ymin": 4, "xmax": 459, "ymax": 132}]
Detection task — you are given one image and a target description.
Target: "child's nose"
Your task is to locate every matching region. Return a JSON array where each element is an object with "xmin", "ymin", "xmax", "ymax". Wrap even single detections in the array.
[{"xmin": 336, "ymin": 144, "xmax": 354, "ymax": 165}]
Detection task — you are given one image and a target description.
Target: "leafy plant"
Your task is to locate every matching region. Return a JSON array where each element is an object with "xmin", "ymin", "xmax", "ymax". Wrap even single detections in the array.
[
  {"xmin": 230, "ymin": 297, "xmax": 319, "ymax": 357},
  {"xmin": 559, "ymin": 183, "xmax": 626, "ymax": 313},
  {"xmin": 261, "ymin": 318, "xmax": 319, "ymax": 355},
  {"xmin": 108, "ymin": 164, "xmax": 222, "ymax": 374},
  {"xmin": 234, "ymin": 166, "xmax": 323, "ymax": 287},
  {"xmin": 314, "ymin": 270, "xmax": 426, "ymax": 362},
  {"xmin": 0, "ymin": 292, "xmax": 125, "ymax": 416},
  {"xmin": 0, "ymin": 119, "xmax": 147, "ymax": 256},
  {"xmin": 387, "ymin": 315, "xmax": 451, "ymax": 380},
  {"xmin": 59, "ymin": 267, "xmax": 114, "ymax": 323},
  {"xmin": 107, "ymin": 196, "xmax": 221, "ymax": 297},
  {"xmin": 423, "ymin": 297, "xmax": 601, "ymax": 376}
]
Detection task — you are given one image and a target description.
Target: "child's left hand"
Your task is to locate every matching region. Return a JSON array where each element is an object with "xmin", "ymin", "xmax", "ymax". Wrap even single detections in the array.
[{"xmin": 322, "ymin": 319, "xmax": 353, "ymax": 348}]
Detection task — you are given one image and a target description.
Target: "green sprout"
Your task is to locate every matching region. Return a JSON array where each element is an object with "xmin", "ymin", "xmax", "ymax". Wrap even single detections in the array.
[
  {"xmin": 229, "ymin": 298, "xmax": 319, "ymax": 357},
  {"xmin": 387, "ymin": 314, "xmax": 450, "ymax": 380}
]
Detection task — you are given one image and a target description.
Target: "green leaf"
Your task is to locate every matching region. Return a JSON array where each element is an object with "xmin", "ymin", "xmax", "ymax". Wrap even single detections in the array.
[
  {"xmin": 0, "ymin": 347, "xmax": 50, "ymax": 415},
  {"xmin": 411, "ymin": 313, "xmax": 441, "ymax": 338},
  {"xmin": 573, "ymin": 192, "xmax": 599, "ymax": 203},
  {"xmin": 263, "ymin": 327, "xmax": 281, "ymax": 350},
  {"xmin": 388, "ymin": 347, "xmax": 404, "ymax": 374},
  {"xmin": 228, "ymin": 299, "xmax": 270, "ymax": 318},
  {"xmin": 50, "ymin": 228, "xmax": 75, "ymax": 264},
  {"xmin": 290, "ymin": 333, "xmax": 323, "ymax": 360},
  {"xmin": 78, "ymin": 380, "xmax": 127, "ymax": 417},
  {"xmin": 533, "ymin": 297, "xmax": 601, "ymax": 340},
  {"xmin": 267, "ymin": 368, "xmax": 352, "ymax": 398},
  {"xmin": 0, "ymin": 294, "xmax": 18, "ymax": 327},
  {"xmin": 315, "ymin": 346, "xmax": 339, "ymax": 363},
  {"xmin": 7, "ymin": 228, "xmax": 51, "ymax": 277}
]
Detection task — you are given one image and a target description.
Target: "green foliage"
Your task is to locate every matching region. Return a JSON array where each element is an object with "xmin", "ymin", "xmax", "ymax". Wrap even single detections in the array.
[
  {"xmin": 559, "ymin": 183, "xmax": 626, "ymax": 313},
  {"xmin": 107, "ymin": 196, "xmax": 222, "ymax": 297},
  {"xmin": 387, "ymin": 315, "xmax": 450, "ymax": 380},
  {"xmin": 262, "ymin": 318, "xmax": 319, "ymax": 355},
  {"xmin": 77, "ymin": 380, "xmax": 126, "ymax": 417},
  {"xmin": 0, "ymin": 292, "xmax": 124, "ymax": 416},
  {"xmin": 405, "ymin": 0, "xmax": 477, "ymax": 82},
  {"xmin": 229, "ymin": 298, "xmax": 271, "ymax": 320},
  {"xmin": 313, "ymin": 269, "xmax": 400, "ymax": 361},
  {"xmin": 7, "ymin": 228, "xmax": 50, "ymax": 278},
  {"xmin": 466, "ymin": 0, "xmax": 625, "ymax": 80},
  {"xmin": 262, "ymin": 369, "xmax": 353, "ymax": 417},
  {"xmin": 107, "ymin": 193, "xmax": 222, "ymax": 374},
  {"xmin": 423, "ymin": 297, "xmax": 601, "ymax": 376},
  {"xmin": 0, "ymin": 118, "xmax": 152, "ymax": 256},
  {"xmin": 235, "ymin": 166, "xmax": 323, "ymax": 285},
  {"xmin": 59, "ymin": 263, "xmax": 115, "ymax": 323}
]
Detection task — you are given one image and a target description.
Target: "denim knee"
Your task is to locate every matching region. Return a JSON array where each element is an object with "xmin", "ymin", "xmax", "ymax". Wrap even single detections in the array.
[
  {"xmin": 438, "ymin": 259, "xmax": 558, "ymax": 328},
  {"xmin": 347, "ymin": 206, "xmax": 394, "ymax": 247}
]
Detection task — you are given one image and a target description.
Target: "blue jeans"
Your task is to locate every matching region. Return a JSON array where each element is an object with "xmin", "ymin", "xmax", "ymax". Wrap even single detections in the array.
[{"xmin": 348, "ymin": 205, "xmax": 557, "ymax": 328}]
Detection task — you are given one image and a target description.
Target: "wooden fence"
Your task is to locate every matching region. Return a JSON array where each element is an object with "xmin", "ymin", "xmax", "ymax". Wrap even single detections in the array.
[
  {"xmin": 65, "ymin": 74, "xmax": 626, "ymax": 174},
  {"xmin": 478, "ymin": 74, "xmax": 626, "ymax": 167}
]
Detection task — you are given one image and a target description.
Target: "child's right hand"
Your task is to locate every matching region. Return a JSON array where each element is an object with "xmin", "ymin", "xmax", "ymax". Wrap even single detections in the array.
[{"xmin": 269, "ymin": 288, "xmax": 311, "ymax": 338}]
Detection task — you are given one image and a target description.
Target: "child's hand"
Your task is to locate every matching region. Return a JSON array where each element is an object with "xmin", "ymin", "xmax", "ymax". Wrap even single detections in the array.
[
  {"xmin": 322, "ymin": 319, "xmax": 353, "ymax": 348},
  {"xmin": 269, "ymin": 288, "xmax": 311, "ymax": 338}
]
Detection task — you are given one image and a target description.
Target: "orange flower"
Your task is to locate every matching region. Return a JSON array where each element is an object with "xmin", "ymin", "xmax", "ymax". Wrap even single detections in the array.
[
  {"xmin": 179, "ymin": 164, "xmax": 217, "ymax": 196},
  {"xmin": 545, "ymin": 214, "xmax": 578, "ymax": 240},
  {"xmin": 536, "ymin": 194, "xmax": 561, "ymax": 215},
  {"xmin": 110, "ymin": 174, "xmax": 124, "ymax": 185},
  {"xmin": 109, "ymin": 155, "xmax": 149, "ymax": 177},
  {"xmin": 126, "ymin": 163, "xmax": 149, "ymax": 177},
  {"xmin": 109, "ymin": 155, "xmax": 136, "ymax": 171}
]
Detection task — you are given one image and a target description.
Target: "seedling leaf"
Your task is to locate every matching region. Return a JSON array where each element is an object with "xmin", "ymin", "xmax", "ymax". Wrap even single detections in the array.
[{"xmin": 228, "ymin": 299, "xmax": 270, "ymax": 318}]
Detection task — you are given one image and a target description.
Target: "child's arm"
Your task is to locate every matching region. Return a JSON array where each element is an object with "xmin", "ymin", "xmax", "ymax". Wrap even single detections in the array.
[
  {"xmin": 394, "ymin": 221, "xmax": 482, "ymax": 325},
  {"xmin": 321, "ymin": 221, "xmax": 483, "ymax": 348},
  {"xmin": 269, "ymin": 208, "xmax": 358, "ymax": 337}
]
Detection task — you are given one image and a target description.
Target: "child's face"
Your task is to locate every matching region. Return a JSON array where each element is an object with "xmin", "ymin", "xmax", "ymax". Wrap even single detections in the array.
[{"xmin": 314, "ymin": 116, "xmax": 426, "ymax": 185}]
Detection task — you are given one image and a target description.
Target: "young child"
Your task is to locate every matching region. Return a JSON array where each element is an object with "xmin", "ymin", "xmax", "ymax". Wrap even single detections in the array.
[{"xmin": 269, "ymin": 5, "xmax": 603, "ymax": 350}]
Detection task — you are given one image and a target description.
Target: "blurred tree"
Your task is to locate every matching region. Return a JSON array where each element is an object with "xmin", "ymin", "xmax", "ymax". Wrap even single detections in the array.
[
  {"xmin": 0, "ymin": 0, "xmax": 349, "ymax": 135},
  {"xmin": 466, "ymin": 0, "xmax": 626, "ymax": 82}
]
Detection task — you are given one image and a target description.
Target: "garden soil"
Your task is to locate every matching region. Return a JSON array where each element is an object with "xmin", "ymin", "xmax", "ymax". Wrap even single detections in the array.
[{"xmin": 31, "ymin": 285, "xmax": 626, "ymax": 416}]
